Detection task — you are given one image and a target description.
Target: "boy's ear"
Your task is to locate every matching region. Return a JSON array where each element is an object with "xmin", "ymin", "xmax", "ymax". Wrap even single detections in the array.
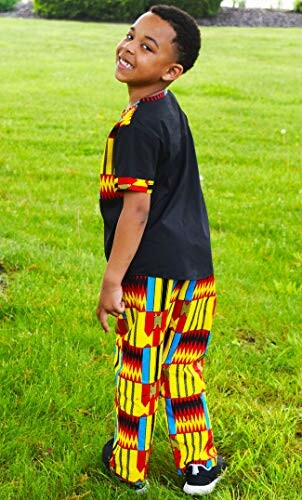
[{"xmin": 161, "ymin": 63, "xmax": 183, "ymax": 83}]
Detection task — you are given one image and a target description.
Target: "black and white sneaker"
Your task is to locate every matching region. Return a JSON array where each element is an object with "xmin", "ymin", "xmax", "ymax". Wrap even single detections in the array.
[
  {"xmin": 183, "ymin": 456, "xmax": 227, "ymax": 496},
  {"xmin": 102, "ymin": 438, "xmax": 149, "ymax": 494},
  {"xmin": 102, "ymin": 437, "xmax": 114, "ymax": 470}
]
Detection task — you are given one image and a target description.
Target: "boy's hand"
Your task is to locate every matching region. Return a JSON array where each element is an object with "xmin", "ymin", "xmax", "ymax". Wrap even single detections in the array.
[
  {"xmin": 96, "ymin": 281, "xmax": 125, "ymax": 333},
  {"xmin": 96, "ymin": 192, "xmax": 150, "ymax": 332}
]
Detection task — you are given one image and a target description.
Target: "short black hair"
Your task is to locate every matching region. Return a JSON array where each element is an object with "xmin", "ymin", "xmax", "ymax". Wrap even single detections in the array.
[{"xmin": 149, "ymin": 4, "xmax": 201, "ymax": 73}]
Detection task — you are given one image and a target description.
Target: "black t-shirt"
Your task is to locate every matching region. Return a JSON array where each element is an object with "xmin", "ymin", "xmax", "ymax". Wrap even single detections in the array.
[{"xmin": 99, "ymin": 90, "xmax": 213, "ymax": 280}]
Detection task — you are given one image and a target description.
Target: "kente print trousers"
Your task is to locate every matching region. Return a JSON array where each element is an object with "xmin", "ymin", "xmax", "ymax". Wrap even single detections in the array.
[{"xmin": 109, "ymin": 274, "xmax": 217, "ymax": 485}]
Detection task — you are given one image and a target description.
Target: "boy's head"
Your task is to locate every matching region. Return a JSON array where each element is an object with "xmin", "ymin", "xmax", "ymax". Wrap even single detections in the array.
[
  {"xmin": 149, "ymin": 5, "xmax": 201, "ymax": 74},
  {"xmin": 115, "ymin": 5, "xmax": 201, "ymax": 91}
]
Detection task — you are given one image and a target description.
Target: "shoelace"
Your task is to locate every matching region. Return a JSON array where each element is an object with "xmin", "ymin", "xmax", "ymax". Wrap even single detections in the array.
[{"xmin": 190, "ymin": 464, "xmax": 212, "ymax": 475}]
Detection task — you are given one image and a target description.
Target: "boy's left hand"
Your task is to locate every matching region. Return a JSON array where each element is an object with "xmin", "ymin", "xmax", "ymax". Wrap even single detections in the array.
[
  {"xmin": 96, "ymin": 191, "xmax": 150, "ymax": 332},
  {"xmin": 96, "ymin": 281, "xmax": 125, "ymax": 333}
]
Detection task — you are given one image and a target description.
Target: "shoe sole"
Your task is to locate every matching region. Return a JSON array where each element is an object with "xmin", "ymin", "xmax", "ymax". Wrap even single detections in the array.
[
  {"xmin": 183, "ymin": 475, "xmax": 223, "ymax": 496},
  {"xmin": 135, "ymin": 480, "xmax": 149, "ymax": 494}
]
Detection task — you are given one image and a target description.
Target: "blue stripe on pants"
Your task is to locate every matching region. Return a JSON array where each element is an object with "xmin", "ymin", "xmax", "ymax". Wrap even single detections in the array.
[
  {"xmin": 185, "ymin": 280, "xmax": 196, "ymax": 300},
  {"xmin": 138, "ymin": 417, "xmax": 147, "ymax": 451},
  {"xmin": 201, "ymin": 392, "xmax": 211, "ymax": 429},
  {"xmin": 142, "ymin": 348, "xmax": 150, "ymax": 384},
  {"xmin": 146, "ymin": 277, "xmax": 155, "ymax": 311},
  {"xmin": 165, "ymin": 398, "xmax": 177, "ymax": 435},
  {"xmin": 165, "ymin": 333, "xmax": 182, "ymax": 365}
]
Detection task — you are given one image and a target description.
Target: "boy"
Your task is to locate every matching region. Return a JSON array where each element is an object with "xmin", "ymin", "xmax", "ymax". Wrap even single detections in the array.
[{"xmin": 96, "ymin": 4, "xmax": 226, "ymax": 496}]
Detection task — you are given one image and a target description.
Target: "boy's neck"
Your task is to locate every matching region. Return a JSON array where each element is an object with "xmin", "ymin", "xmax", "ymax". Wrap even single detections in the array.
[{"xmin": 127, "ymin": 84, "xmax": 168, "ymax": 106}]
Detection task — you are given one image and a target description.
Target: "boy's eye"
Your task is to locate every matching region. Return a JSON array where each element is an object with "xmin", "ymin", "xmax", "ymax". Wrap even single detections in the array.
[
  {"xmin": 142, "ymin": 43, "xmax": 152, "ymax": 52},
  {"xmin": 126, "ymin": 33, "xmax": 133, "ymax": 40}
]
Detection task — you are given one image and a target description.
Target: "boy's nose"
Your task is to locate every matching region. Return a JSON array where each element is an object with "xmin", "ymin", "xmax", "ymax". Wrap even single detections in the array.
[{"xmin": 124, "ymin": 40, "xmax": 135, "ymax": 55}]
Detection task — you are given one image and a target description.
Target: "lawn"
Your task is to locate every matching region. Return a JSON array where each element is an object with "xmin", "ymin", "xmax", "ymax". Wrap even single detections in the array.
[{"xmin": 0, "ymin": 17, "xmax": 301, "ymax": 499}]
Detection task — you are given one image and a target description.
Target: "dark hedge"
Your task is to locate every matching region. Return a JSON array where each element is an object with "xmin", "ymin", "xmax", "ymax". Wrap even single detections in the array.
[
  {"xmin": 0, "ymin": 0, "xmax": 18, "ymax": 12},
  {"xmin": 33, "ymin": 0, "xmax": 222, "ymax": 21}
]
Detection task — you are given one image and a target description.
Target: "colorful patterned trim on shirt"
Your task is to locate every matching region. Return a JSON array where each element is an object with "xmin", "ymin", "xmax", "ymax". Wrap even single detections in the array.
[
  {"xmin": 119, "ymin": 105, "xmax": 138, "ymax": 127},
  {"xmin": 100, "ymin": 137, "xmax": 114, "ymax": 176},
  {"xmin": 115, "ymin": 177, "xmax": 154, "ymax": 194},
  {"xmin": 100, "ymin": 175, "xmax": 154, "ymax": 200},
  {"xmin": 99, "ymin": 174, "xmax": 123, "ymax": 200},
  {"xmin": 118, "ymin": 90, "xmax": 167, "ymax": 127},
  {"xmin": 140, "ymin": 90, "xmax": 167, "ymax": 103}
]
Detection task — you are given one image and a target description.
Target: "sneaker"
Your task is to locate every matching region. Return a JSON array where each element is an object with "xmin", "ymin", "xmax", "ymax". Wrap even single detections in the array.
[
  {"xmin": 102, "ymin": 437, "xmax": 114, "ymax": 470},
  {"xmin": 183, "ymin": 456, "xmax": 227, "ymax": 496},
  {"xmin": 102, "ymin": 438, "xmax": 149, "ymax": 494}
]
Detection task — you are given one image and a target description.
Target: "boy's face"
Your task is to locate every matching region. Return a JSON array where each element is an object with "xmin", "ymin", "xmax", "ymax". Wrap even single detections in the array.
[{"xmin": 115, "ymin": 12, "xmax": 183, "ymax": 88}]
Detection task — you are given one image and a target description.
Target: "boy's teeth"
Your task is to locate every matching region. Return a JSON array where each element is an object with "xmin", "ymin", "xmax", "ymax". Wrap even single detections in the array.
[{"xmin": 120, "ymin": 58, "xmax": 133, "ymax": 69}]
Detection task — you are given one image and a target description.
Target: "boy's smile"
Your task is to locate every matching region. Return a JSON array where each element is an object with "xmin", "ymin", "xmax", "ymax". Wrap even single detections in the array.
[{"xmin": 115, "ymin": 12, "xmax": 183, "ymax": 103}]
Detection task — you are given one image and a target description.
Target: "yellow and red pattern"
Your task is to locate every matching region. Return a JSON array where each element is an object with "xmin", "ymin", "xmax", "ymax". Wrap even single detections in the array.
[
  {"xmin": 192, "ymin": 275, "xmax": 216, "ymax": 300},
  {"xmin": 115, "ymin": 177, "xmax": 154, "ymax": 193},
  {"xmin": 119, "ymin": 105, "xmax": 138, "ymax": 127},
  {"xmin": 116, "ymin": 377, "xmax": 161, "ymax": 417},
  {"xmin": 118, "ymin": 342, "xmax": 143, "ymax": 383},
  {"xmin": 170, "ymin": 430, "xmax": 217, "ymax": 471},
  {"xmin": 171, "ymin": 330, "xmax": 211, "ymax": 364},
  {"xmin": 99, "ymin": 174, "xmax": 118, "ymax": 200},
  {"xmin": 116, "ymin": 310, "xmax": 168, "ymax": 349},
  {"xmin": 160, "ymin": 362, "xmax": 206, "ymax": 399},
  {"xmin": 172, "ymin": 394, "xmax": 208, "ymax": 433},
  {"xmin": 109, "ymin": 275, "xmax": 217, "ymax": 484},
  {"xmin": 122, "ymin": 277, "xmax": 148, "ymax": 312}
]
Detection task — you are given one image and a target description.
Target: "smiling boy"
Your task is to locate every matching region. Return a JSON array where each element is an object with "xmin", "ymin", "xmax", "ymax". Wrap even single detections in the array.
[{"xmin": 96, "ymin": 4, "xmax": 226, "ymax": 496}]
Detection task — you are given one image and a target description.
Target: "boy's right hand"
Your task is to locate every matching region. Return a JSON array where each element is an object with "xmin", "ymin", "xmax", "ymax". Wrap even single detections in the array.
[{"xmin": 96, "ymin": 281, "xmax": 125, "ymax": 333}]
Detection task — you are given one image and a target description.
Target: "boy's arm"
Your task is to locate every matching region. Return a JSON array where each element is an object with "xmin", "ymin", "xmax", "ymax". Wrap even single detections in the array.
[{"xmin": 96, "ymin": 191, "xmax": 151, "ymax": 332}]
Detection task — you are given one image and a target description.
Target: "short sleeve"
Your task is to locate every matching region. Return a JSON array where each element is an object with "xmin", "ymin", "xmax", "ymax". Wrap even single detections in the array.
[{"xmin": 113, "ymin": 124, "xmax": 160, "ymax": 194}]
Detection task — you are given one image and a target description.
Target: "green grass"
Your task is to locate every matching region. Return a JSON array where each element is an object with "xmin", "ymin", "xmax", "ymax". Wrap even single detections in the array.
[{"xmin": 0, "ymin": 17, "xmax": 301, "ymax": 499}]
